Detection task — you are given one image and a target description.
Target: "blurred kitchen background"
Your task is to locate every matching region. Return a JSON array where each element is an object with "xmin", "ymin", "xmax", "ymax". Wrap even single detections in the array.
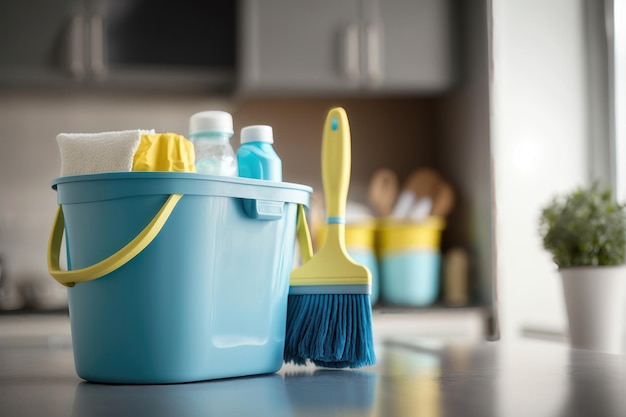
[{"xmin": 0, "ymin": 0, "xmax": 623, "ymax": 345}]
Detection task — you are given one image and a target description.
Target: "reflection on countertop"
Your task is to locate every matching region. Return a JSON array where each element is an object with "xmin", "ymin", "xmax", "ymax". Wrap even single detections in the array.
[
  {"xmin": 0, "ymin": 307, "xmax": 488, "ymax": 348},
  {"xmin": 0, "ymin": 323, "xmax": 625, "ymax": 417}
]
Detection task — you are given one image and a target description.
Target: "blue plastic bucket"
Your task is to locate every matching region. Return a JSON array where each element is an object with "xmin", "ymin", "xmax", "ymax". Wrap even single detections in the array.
[{"xmin": 49, "ymin": 172, "xmax": 311, "ymax": 384}]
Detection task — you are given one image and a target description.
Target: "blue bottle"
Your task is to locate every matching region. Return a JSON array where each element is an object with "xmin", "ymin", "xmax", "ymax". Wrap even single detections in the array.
[{"xmin": 237, "ymin": 125, "xmax": 282, "ymax": 181}]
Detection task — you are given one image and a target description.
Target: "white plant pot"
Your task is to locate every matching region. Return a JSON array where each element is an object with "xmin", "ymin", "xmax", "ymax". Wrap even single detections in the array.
[{"xmin": 560, "ymin": 265, "xmax": 626, "ymax": 354}]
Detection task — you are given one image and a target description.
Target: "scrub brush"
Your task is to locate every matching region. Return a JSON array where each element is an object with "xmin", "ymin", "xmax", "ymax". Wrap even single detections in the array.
[{"xmin": 284, "ymin": 107, "xmax": 376, "ymax": 368}]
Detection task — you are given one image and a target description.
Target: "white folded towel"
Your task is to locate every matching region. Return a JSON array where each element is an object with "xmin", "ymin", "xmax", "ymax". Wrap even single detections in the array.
[{"xmin": 57, "ymin": 129, "xmax": 154, "ymax": 176}]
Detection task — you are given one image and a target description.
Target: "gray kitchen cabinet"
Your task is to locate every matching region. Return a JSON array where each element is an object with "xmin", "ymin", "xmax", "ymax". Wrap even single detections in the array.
[
  {"xmin": 0, "ymin": 0, "xmax": 83, "ymax": 88},
  {"xmin": 0, "ymin": 0, "xmax": 236, "ymax": 91},
  {"xmin": 373, "ymin": 0, "xmax": 456, "ymax": 91},
  {"xmin": 239, "ymin": 0, "xmax": 456, "ymax": 94}
]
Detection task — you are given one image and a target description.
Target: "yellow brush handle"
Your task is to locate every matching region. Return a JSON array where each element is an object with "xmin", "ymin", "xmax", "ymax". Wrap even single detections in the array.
[
  {"xmin": 289, "ymin": 107, "xmax": 370, "ymax": 288},
  {"xmin": 322, "ymin": 107, "xmax": 351, "ymax": 221}
]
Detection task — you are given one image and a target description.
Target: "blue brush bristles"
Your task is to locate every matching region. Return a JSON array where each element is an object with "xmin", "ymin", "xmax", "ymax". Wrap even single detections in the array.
[{"xmin": 284, "ymin": 293, "xmax": 376, "ymax": 368}]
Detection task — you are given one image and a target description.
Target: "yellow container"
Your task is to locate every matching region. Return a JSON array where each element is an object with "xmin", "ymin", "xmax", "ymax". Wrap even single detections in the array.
[
  {"xmin": 378, "ymin": 217, "xmax": 445, "ymax": 306},
  {"xmin": 314, "ymin": 220, "xmax": 378, "ymax": 251},
  {"xmin": 346, "ymin": 221, "xmax": 377, "ymax": 249},
  {"xmin": 377, "ymin": 216, "xmax": 445, "ymax": 255},
  {"xmin": 315, "ymin": 217, "xmax": 445, "ymax": 307}
]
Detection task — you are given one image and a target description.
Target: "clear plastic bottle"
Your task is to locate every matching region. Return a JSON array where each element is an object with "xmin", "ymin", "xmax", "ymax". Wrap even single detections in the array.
[
  {"xmin": 189, "ymin": 111, "xmax": 237, "ymax": 176},
  {"xmin": 237, "ymin": 125, "xmax": 282, "ymax": 181}
]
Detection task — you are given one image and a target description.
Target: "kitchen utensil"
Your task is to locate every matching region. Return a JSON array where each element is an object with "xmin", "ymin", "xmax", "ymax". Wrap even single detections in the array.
[
  {"xmin": 368, "ymin": 168, "xmax": 398, "ymax": 217},
  {"xmin": 404, "ymin": 168, "xmax": 441, "ymax": 202},
  {"xmin": 431, "ymin": 179, "xmax": 455, "ymax": 217},
  {"xmin": 390, "ymin": 190, "xmax": 416, "ymax": 219},
  {"xmin": 285, "ymin": 107, "xmax": 375, "ymax": 368},
  {"xmin": 408, "ymin": 196, "xmax": 433, "ymax": 222},
  {"xmin": 401, "ymin": 167, "xmax": 455, "ymax": 218}
]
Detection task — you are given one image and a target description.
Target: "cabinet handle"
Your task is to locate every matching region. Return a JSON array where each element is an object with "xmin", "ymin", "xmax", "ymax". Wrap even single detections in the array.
[
  {"xmin": 89, "ymin": 15, "xmax": 107, "ymax": 80},
  {"xmin": 365, "ymin": 23, "xmax": 383, "ymax": 84},
  {"xmin": 67, "ymin": 15, "xmax": 86, "ymax": 80},
  {"xmin": 342, "ymin": 24, "xmax": 360, "ymax": 81}
]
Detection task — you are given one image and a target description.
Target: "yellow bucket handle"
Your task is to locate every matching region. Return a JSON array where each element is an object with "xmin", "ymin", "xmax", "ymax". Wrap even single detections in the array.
[
  {"xmin": 47, "ymin": 194, "xmax": 183, "ymax": 287},
  {"xmin": 296, "ymin": 204, "xmax": 313, "ymax": 263}
]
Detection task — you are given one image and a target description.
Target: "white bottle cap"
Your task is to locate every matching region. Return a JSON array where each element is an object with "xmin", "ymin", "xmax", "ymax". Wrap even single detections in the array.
[
  {"xmin": 240, "ymin": 125, "xmax": 274, "ymax": 144},
  {"xmin": 189, "ymin": 111, "xmax": 234, "ymax": 136}
]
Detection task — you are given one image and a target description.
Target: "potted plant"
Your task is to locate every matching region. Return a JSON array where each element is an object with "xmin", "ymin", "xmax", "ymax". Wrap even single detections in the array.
[{"xmin": 539, "ymin": 182, "xmax": 626, "ymax": 353}]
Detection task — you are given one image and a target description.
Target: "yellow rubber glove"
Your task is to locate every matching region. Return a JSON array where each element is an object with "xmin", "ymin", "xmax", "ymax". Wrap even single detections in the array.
[{"xmin": 133, "ymin": 132, "xmax": 196, "ymax": 172}]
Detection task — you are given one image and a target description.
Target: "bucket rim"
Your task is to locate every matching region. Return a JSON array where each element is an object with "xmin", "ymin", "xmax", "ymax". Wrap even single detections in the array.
[
  {"xmin": 52, "ymin": 172, "xmax": 312, "ymax": 206},
  {"xmin": 52, "ymin": 171, "xmax": 312, "ymax": 193}
]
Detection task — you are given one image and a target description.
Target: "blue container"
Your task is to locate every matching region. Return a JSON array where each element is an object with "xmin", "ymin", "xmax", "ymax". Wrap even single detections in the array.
[
  {"xmin": 50, "ymin": 172, "xmax": 311, "ymax": 384},
  {"xmin": 378, "ymin": 218, "xmax": 444, "ymax": 306},
  {"xmin": 237, "ymin": 125, "xmax": 282, "ymax": 181},
  {"xmin": 381, "ymin": 251, "xmax": 441, "ymax": 306}
]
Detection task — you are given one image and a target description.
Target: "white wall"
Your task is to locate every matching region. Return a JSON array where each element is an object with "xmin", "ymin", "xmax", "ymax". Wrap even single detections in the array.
[
  {"xmin": 614, "ymin": 0, "xmax": 626, "ymax": 202},
  {"xmin": 492, "ymin": 0, "xmax": 589, "ymax": 339}
]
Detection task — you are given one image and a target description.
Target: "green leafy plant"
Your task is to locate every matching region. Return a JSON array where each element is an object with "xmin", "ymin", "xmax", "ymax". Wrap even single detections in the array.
[{"xmin": 539, "ymin": 183, "xmax": 626, "ymax": 268}]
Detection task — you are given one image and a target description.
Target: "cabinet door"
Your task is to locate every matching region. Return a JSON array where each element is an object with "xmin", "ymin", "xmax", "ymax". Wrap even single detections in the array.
[
  {"xmin": 89, "ymin": 0, "xmax": 236, "ymax": 91},
  {"xmin": 0, "ymin": 0, "xmax": 236, "ymax": 91},
  {"xmin": 365, "ymin": 0, "xmax": 456, "ymax": 92},
  {"xmin": 0, "ymin": 0, "xmax": 85, "ymax": 88},
  {"xmin": 240, "ymin": 0, "xmax": 362, "ymax": 93}
]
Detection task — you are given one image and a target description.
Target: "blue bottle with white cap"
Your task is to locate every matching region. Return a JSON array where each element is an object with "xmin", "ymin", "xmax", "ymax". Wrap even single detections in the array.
[{"xmin": 237, "ymin": 125, "xmax": 282, "ymax": 181}]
